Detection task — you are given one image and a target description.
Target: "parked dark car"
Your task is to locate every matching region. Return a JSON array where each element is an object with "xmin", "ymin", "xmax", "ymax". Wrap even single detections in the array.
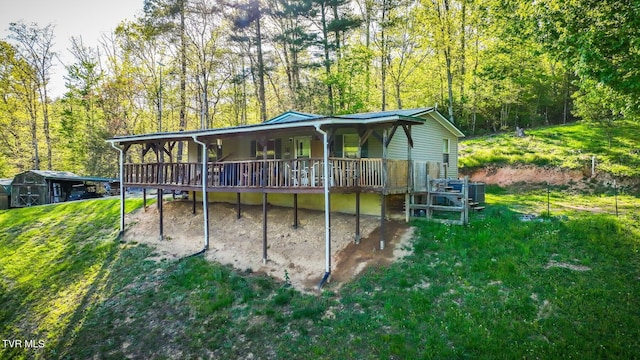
[{"xmin": 68, "ymin": 187, "xmax": 103, "ymax": 201}]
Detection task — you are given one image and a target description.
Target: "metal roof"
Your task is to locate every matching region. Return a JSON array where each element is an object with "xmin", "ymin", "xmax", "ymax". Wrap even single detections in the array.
[
  {"xmin": 337, "ymin": 107, "xmax": 434, "ymax": 119},
  {"xmin": 0, "ymin": 178, "xmax": 11, "ymax": 194},
  {"xmin": 107, "ymin": 107, "xmax": 464, "ymax": 144},
  {"xmin": 16, "ymin": 170, "xmax": 116, "ymax": 183},
  {"xmin": 264, "ymin": 111, "xmax": 323, "ymax": 124}
]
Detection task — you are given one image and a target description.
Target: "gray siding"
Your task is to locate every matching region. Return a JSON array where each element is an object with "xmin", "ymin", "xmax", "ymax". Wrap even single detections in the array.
[{"xmin": 387, "ymin": 113, "xmax": 459, "ymax": 178}]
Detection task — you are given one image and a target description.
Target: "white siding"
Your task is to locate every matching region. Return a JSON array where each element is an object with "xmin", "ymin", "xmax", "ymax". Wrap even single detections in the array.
[{"xmin": 387, "ymin": 113, "xmax": 460, "ymax": 178}]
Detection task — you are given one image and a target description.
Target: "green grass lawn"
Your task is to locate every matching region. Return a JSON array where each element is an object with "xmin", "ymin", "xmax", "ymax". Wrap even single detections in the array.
[
  {"xmin": 459, "ymin": 120, "xmax": 640, "ymax": 177},
  {"xmin": 1, "ymin": 197, "xmax": 639, "ymax": 359}
]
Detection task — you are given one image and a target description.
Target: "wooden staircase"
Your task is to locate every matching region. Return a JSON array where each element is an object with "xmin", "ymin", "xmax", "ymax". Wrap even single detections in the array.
[{"xmin": 408, "ymin": 176, "xmax": 484, "ymax": 225}]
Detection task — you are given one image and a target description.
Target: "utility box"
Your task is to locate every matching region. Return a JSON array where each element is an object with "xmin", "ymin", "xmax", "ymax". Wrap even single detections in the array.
[
  {"xmin": 468, "ymin": 182, "xmax": 485, "ymax": 205},
  {"xmin": 0, "ymin": 179, "xmax": 11, "ymax": 209}
]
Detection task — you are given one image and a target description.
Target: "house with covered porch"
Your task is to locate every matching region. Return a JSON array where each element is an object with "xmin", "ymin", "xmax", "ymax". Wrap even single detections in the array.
[{"xmin": 108, "ymin": 107, "xmax": 464, "ymax": 287}]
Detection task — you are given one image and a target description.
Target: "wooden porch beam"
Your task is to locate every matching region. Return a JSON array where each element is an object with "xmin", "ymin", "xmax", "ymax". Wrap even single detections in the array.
[
  {"xmin": 163, "ymin": 142, "xmax": 175, "ymax": 160},
  {"xmin": 359, "ymin": 128, "xmax": 374, "ymax": 147},
  {"xmin": 142, "ymin": 143, "xmax": 154, "ymax": 158},
  {"xmin": 385, "ymin": 125, "xmax": 399, "ymax": 148},
  {"xmin": 401, "ymin": 124, "xmax": 414, "ymax": 148}
]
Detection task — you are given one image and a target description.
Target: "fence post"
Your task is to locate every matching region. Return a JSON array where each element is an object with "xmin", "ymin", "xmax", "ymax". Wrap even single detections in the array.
[
  {"xmin": 614, "ymin": 180, "xmax": 619, "ymax": 217},
  {"xmin": 547, "ymin": 183, "xmax": 551, "ymax": 217}
]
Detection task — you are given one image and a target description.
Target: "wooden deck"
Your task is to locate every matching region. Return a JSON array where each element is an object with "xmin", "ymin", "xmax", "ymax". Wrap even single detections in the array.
[{"xmin": 123, "ymin": 158, "xmax": 408, "ymax": 193}]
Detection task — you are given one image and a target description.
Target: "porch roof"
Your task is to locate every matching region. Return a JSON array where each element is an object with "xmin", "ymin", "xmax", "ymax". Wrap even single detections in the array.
[{"xmin": 107, "ymin": 108, "xmax": 459, "ymax": 145}]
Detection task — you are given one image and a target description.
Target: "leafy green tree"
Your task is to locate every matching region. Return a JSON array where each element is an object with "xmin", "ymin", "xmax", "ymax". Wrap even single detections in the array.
[
  {"xmin": 267, "ymin": 0, "xmax": 316, "ymax": 110},
  {"xmin": 230, "ymin": 0, "xmax": 269, "ymax": 122},
  {"xmin": 536, "ymin": 0, "xmax": 640, "ymax": 115},
  {"xmin": 0, "ymin": 41, "xmax": 33, "ymax": 175},
  {"xmin": 8, "ymin": 21, "xmax": 56, "ymax": 170}
]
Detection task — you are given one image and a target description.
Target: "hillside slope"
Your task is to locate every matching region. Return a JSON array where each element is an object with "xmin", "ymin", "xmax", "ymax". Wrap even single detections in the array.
[{"xmin": 459, "ymin": 121, "xmax": 640, "ymax": 180}]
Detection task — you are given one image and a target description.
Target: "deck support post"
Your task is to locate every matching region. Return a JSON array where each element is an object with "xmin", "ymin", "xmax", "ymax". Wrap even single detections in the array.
[
  {"xmin": 380, "ymin": 128, "xmax": 389, "ymax": 250},
  {"xmin": 262, "ymin": 193, "xmax": 268, "ymax": 264},
  {"xmin": 192, "ymin": 136, "xmax": 210, "ymax": 250},
  {"xmin": 158, "ymin": 189, "xmax": 163, "ymax": 241},
  {"xmin": 143, "ymin": 188, "xmax": 147, "ymax": 211},
  {"xmin": 380, "ymin": 193, "xmax": 386, "ymax": 250},
  {"xmin": 192, "ymin": 191, "xmax": 196, "ymax": 214},
  {"xmin": 236, "ymin": 192, "xmax": 241, "ymax": 219},
  {"xmin": 293, "ymin": 193, "xmax": 298, "ymax": 229},
  {"xmin": 355, "ymin": 191, "xmax": 361, "ymax": 244},
  {"xmin": 314, "ymin": 124, "xmax": 331, "ymax": 288},
  {"xmin": 262, "ymin": 140, "xmax": 268, "ymax": 264},
  {"xmin": 110, "ymin": 142, "xmax": 127, "ymax": 240},
  {"xmin": 406, "ymin": 125, "xmax": 413, "ymax": 223}
]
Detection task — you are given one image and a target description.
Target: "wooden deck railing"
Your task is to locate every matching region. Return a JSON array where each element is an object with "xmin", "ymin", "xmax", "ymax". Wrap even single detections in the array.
[{"xmin": 123, "ymin": 158, "xmax": 409, "ymax": 191}]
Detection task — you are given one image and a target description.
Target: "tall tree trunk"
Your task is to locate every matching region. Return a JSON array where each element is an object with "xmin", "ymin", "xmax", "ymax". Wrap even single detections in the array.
[
  {"xmin": 445, "ymin": 54, "xmax": 454, "ymax": 123},
  {"xmin": 563, "ymin": 70, "xmax": 569, "ymax": 124},
  {"xmin": 28, "ymin": 87, "xmax": 40, "ymax": 170},
  {"xmin": 41, "ymin": 86, "xmax": 51, "ymax": 169},
  {"xmin": 178, "ymin": 5, "xmax": 187, "ymax": 162},
  {"xmin": 332, "ymin": 2, "xmax": 345, "ymax": 110},
  {"xmin": 255, "ymin": 3, "xmax": 267, "ymax": 122},
  {"xmin": 395, "ymin": 83, "xmax": 402, "ymax": 109},
  {"xmin": 320, "ymin": 2, "xmax": 334, "ymax": 114},
  {"xmin": 433, "ymin": 0, "xmax": 455, "ymax": 123},
  {"xmin": 380, "ymin": 0, "xmax": 388, "ymax": 111},
  {"xmin": 459, "ymin": 0, "xmax": 466, "ymax": 117},
  {"xmin": 364, "ymin": 0, "xmax": 373, "ymax": 105},
  {"xmin": 471, "ymin": 32, "xmax": 479, "ymax": 135}
]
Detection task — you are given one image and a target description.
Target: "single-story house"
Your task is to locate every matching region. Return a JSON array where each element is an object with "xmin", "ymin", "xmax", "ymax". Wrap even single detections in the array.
[{"xmin": 107, "ymin": 107, "xmax": 464, "ymax": 286}]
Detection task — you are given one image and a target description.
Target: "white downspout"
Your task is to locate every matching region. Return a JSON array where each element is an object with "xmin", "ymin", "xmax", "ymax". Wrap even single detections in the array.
[
  {"xmin": 314, "ymin": 124, "xmax": 331, "ymax": 288},
  {"xmin": 192, "ymin": 135, "xmax": 210, "ymax": 250},
  {"xmin": 110, "ymin": 142, "xmax": 126, "ymax": 239}
]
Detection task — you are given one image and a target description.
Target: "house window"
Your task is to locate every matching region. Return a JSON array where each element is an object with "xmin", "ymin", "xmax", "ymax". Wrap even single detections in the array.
[
  {"xmin": 343, "ymin": 134, "xmax": 359, "ymax": 158},
  {"xmin": 442, "ymin": 139, "xmax": 450, "ymax": 164},
  {"xmin": 257, "ymin": 140, "xmax": 275, "ymax": 159},
  {"xmin": 251, "ymin": 139, "xmax": 282, "ymax": 159}
]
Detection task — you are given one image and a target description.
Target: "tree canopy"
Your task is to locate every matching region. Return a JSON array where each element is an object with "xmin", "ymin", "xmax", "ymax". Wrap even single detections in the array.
[{"xmin": 1, "ymin": 0, "xmax": 638, "ymax": 177}]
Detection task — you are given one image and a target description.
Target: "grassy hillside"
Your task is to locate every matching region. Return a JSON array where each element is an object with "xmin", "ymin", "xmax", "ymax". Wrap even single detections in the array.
[
  {"xmin": 459, "ymin": 120, "xmax": 640, "ymax": 177},
  {"xmin": 1, "ymin": 198, "xmax": 639, "ymax": 359}
]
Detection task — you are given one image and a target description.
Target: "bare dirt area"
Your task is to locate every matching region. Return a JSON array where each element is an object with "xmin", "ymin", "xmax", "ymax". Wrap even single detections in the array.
[
  {"xmin": 125, "ymin": 200, "xmax": 413, "ymax": 292},
  {"xmin": 464, "ymin": 165, "xmax": 585, "ymax": 186}
]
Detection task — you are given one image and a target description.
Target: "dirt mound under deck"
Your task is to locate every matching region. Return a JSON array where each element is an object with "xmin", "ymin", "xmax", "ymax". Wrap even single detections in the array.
[{"xmin": 126, "ymin": 200, "xmax": 413, "ymax": 292}]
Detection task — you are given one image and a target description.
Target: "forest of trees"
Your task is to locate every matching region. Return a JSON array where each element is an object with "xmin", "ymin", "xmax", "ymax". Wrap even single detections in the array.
[{"xmin": 0, "ymin": 0, "xmax": 638, "ymax": 178}]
